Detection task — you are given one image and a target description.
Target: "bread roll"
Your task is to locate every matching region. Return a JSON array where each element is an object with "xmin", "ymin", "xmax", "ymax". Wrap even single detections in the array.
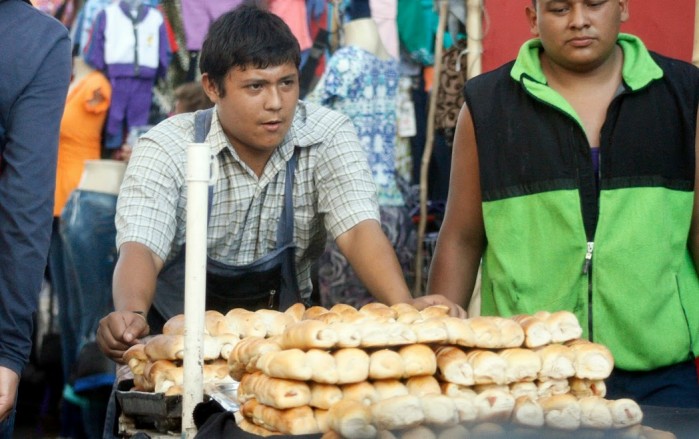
[
  {"xmin": 255, "ymin": 309, "xmax": 294, "ymax": 336},
  {"xmin": 162, "ymin": 314, "xmax": 186, "ymax": 335},
  {"xmin": 228, "ymin": 336, "xmax": 281, "ymax": 380},
  {"xmin": 216, "ymin": 333, "xmax": 241, "ymax": 360},
  {"xmin": 237, "ymin": 416, "xmax": 281, "ymax": 437},
  {"xmin": 309, "ymin": 383, "xmax": 343, "ymax": 410},
  {"xmin": 607, "ymin": 398, "xmax": 643, "ymax": 428},
  {"xmin": 243, "ymin": 399, "xmax": 320, "ymax": 435},
  {"xmin": 342, "ymin": 381, "xmax": 379, "ymax": 406},
  {"xmin": 371, "ymin": 395, "xmax": 425, "ymax": 431},
  {"xmin": 436, "ymin": 346, "xmax": 476, "ymax": 386},
  {"xmin": 281, "ymin": 319, "xmax": 337, "ymax": 350},
  {"xmin": 223, "ymin": 308, "xmax": 267, "ymax": 338},
  {"xmin": 144, "ymin": 334, "xmax": 184, "ymax": 361},
  {"xmin": 399, "ymin": 425, "xmax": 437, "ymax": 439},
  {"xmin": 373, "ymin": 379, "xmax": 409, "ymax": 400},
  {"xmin": 465, "ymin": 349, "xmax": 508, "ymax": 385},
  {"xmin": 399, "ymin": 344, "xmax": 437, "ymax": 378},
  {"xmin": 369, "ymin": 349, "xmax": 405, "ymax": 380},
  {"xmin": 474, "ymin": 387, "xmax": 515, "ymax": 422},
  {"xmin": 567, "ymin": 339, "xmax": 614, "ymax": 380},
  {"xmin": 509, "ymin": 381, "xmax": 538, "ymax": 400},
  {"xmin": 284, "ymin": 302, "xmax": 305, "ymax": 322},
  {"xmin": 307, "ymin": 348, "xmax": 339, "ymax": 384},
  {"xmin": 539, "ymin": 393, "xmax": 581, "ymax": 430},
  {"xmin": 334, "ymin": 348, "xmax": 370, "ymax": 384},
  {"xmin": 511, "ymin": 314, "xmax": 552, "ymax": 348},
  {"xmin": 151, "ymin": 362, "xmax": 183, "ymax": 394},
  {"xmin": 419, "ymin": 305, "xmax": 450, "ymax": 320},
  {"xmin": 303, "ymin": 305, "xmax": 329, "ymax": 320},
  {"xmin": 499, "ymin": 348, "xmax": 541, "ymax": 382},
  {"xmin": 133, "ymin": 373, "xmax": 153, "ymax": 392},
  {"xmin": 312, "ymin": 311, "xmax": 344, "ymax": 325},
  {"xmin": 329, "ymin": 303, "xmax": 359, "ymax": 318},
  {"xmin": 327, "ymin": 399, "xmax": 377, "ymax": 439},
  {"xmin": 420, "ymin": 394, "xmax": 459, "ymax": 426},
  {"xmin": 411, "ymin": 318, "xmax": 448, "ymax": 344},
  {"xmin": 164, "ymin": 385, "xmax": 183, "ymax": 397},
  {"xmin": 511, "ymin": 395, "xmax": 545, "ymax": 427},
  {"xmin": 329, "ymin": 322, "xmax": 361, "ymax": 348},
  {"xmin": 578, "ymin": 396, "xmax": 613, "ymax": 429},
  {"xmin": 442, "ymin": 317, "xmax": 477, "ymax": 347},
  {"xmin": 569, "ymin": 378, "xmax": 607, "ymax": 398},
  {"xmin": 493, "ymin": 317, "xmax": 525, "ymax": 348},
  {"xmin": 256, "ymin": 348, "xmax": 311, "ymax": 381},
  {"xmin": 123, "ymin": 344, "xmax": 148, "ymax": 375},
  {"xmin": 543, "ymin": 310, "xmax": 583, "ymax": 343},
  {"xmin": 536, "ymin": 379, "xmax": 570, "ymax": 398},
  {"xmin": 451, "ymin": 395, "xmax": 478, "ymax": 423},
  {"xmin": 435, "ymin": 424, "xmax": 470, "ymax": 439},
  {"xmin": 440, "ymin": 382, "xmax": 477, "ymax": 399},
  {"xmin": 391, "ymin": 303, "xmax": 421, "ymax": 324},
  {"xmin": 314, "ymin": 408, "xmax": 330, "ymax": 434},
  {"xmin": 203, "ymin": 358, "xmax": 232, "ymax": 383},
  {"xmin": 405, "ymin": 375, "xmax": 441, "ymax": 397},
  {"xmin": 467, "ymin": 316, "xmax": 502, "ymax": 349},
  {"xmin": 238, "ymin": 371, "xmax": 311, "ymax": 409},
  {"xmin": 359, "ymin": 302, "xmax": 397, "ymax": 322},
  {"xmin": 204, "ymin": 310, "xmax": 226, "ymax": 335},
  {"xmin": 360, "ymin": 321, "xmax": 416, "ymax": 348},
  {"xmin": 536, "ymin": 343, "xmax": 576, "ymax": 380}
]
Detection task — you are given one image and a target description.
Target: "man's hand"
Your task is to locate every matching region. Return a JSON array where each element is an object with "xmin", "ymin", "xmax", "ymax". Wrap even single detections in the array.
[
  {"xmin": 410, "ymin": 294, "xmax": 467, "ymax": 318},
  {"xmin": 0, "ymin": 366, "xmax": 19, "ymax": 423},
  {"xmin": 96, "ymin": 311, "xmax": 150, "ymax": 363}
]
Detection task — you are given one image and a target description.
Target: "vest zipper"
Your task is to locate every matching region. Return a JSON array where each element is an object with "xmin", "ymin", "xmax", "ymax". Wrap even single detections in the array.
[
  {"xmin": 582, "ymin": 241, "xmax": 594, "ymax": 340},
  {"xmin": 268, "ymin": 289, "xmax": 277, "ymax": 309}
]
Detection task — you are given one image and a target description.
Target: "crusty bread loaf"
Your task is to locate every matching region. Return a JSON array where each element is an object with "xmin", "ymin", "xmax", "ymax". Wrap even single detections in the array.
[
  {"xmin": 405, "ymin": 375, "xmax": 441, "ymax": 397},
  {"xmin": 465, "ymin": 349, "xmax": 508, "ymax": 385},
  {"xmin": 327, "ymin": 399, "xmax": 376, "ymax": 439},
  {"xmin": 499, "ymin": 348, "xmax": 541, "ymax": 383},
  {"xmin": 341, "ymin": 381, "xmax": 379, "ymax": 406},
  {"xmin": 309, "ymin": 383, "xmax": 343, "ymax": 410},
  {"xmin": 281, "ymin": 319, "xmax": 338, "ymax": 350},
  {"xmin": 242, "ymin": 399, "xmax": 320, "ymax": 435},
  {"xmin": 578, "ymin": 396, "xmax": 613, "ymax": 429},
  {"xmin": 334, "ymin": 348, "xmax": 370, "ymax": 384},
  {"xmin": 511, "ymin": 395, "xmax": 545, "ymax": 427},
  {"xmin": 420, "ymin": 394, "xmax": 459, "ymax": 426},
  {"xmin": 539, "ymin": 393, "xmax": 582, "ymax": 430},
  {"xmin": 536, "ymin": 343, "xmax": 576, "ymax": 380},
  {"xmin": 307, "ymin": 348, "xmax": 339, "ymax": 384},
  {"xmin": 436, "ymin": 346, "xmax": 474, "ymax": 386},
  {"xmin": 511, "ymin": 314, "xmax": 552, "ymax": 348},
  {"xmin": 607, "ymin": 398, "xmax": 643, "ymax": 428},
  {"xmin": 369, "ymin": 349, "xmax": 405, "ymax": 380},
  {"xmin": 238, "ymin": 371, "xmax": 311, "ymax": 409},
  {"xmin": 371, "ymin": 395, "xmax": 425, "ymax": 431},
  {"xmin": 399, "ymin": 344, "xmax": 437, "ymax": 378},
  {"xmin": 373, "ymin": 379, "xmax": 409, "ymax": 400},
  {"xmin": 256, "ymin": 348, "xmax": 312, "ymax": 381}
]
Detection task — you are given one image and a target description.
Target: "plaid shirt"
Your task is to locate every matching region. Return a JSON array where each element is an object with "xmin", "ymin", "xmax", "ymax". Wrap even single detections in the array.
[{"xmin": 116, "ymin": 101, "xmax": 379, "ymax": 299}]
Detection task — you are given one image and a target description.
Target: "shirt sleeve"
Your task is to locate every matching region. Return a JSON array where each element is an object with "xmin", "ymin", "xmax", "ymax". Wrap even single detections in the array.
[
  {"xmin": 0, "ymin": 23, "xmax": 71, "ymax": 376},
  {"xmin": 315, "ymin": 115, "xmax": 379, "ymax": 239}
]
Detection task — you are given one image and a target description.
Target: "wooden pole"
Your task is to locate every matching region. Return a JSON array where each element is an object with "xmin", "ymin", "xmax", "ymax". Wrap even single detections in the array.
[
  {"xmin": 467, "ymin": 0, "xmax": 484, "ymax": 78},
  {"xmin": 694, "ymin": 0, "xmax": 699, "ymax": 66},
  {"xmin": 415, "ymin": 0, "xmax": 449, "ymax": 296}
]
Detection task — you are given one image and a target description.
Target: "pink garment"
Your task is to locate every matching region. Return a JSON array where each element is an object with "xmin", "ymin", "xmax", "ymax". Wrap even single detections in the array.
[
  {"xmin": 370, "ymin": 0, "xmax": 398, "ymax": 59},
  {"xmin": 268, "ymin": 0, "xmax": 312, "ymax": 51},
  {"xmin": 181, "ymin": 0, "xmax": 244, "ymax": 51}
]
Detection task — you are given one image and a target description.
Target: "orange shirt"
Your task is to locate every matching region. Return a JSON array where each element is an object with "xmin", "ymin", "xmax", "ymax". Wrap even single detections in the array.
[{"xmin": 54, "ymin": 70, "xmax": 112, "ymax": 216}]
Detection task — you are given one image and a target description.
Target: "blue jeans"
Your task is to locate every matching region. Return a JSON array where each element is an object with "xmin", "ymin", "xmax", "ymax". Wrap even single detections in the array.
[{"xmin": 0, "ymin": 407, "xmax": 15, "ymax": 439}]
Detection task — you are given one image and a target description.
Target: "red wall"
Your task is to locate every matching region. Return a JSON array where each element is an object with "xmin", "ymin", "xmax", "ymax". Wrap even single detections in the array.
[{"xmin": 481, "ymin": 0, "xmax": 695, "ymax": 73}]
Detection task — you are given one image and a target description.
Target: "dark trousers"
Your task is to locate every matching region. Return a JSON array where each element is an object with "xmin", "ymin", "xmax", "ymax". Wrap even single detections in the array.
[{"xmin": 605, "ymin": 359, "xmax": 699, "ymax": 407}]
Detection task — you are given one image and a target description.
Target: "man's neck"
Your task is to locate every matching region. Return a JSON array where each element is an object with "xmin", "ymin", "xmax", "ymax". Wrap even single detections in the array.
[{"xmin": 541, "ymin": 45, "xmax": 624, "ymax": 91}]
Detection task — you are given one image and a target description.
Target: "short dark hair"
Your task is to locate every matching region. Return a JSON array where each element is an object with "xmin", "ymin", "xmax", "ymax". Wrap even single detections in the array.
[{"xmin": 199, "ymin": 5, "xmax": 301, "ymax": 97}]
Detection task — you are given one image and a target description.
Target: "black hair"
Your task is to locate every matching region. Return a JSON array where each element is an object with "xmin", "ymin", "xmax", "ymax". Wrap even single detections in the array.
[{"xmin": 199, "ymin": 5, "xmax": 301, "ymax": 97}]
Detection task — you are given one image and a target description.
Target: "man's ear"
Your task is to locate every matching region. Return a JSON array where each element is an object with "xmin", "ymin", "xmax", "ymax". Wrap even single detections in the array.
[
  {"xmin": 619, "ymin": 0, "xmax": 630, "ymax": 23},
  {"xmin": 525, "ymin": 4, "xmax": 539, "ymax": 37},
  {"xmin": 201, "ymin": 73, "xmax": 220, "ymax": 103}
]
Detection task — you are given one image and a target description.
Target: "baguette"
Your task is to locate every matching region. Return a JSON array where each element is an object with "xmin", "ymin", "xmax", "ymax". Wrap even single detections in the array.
[
  {"xmin": 284, "ymin": 302, "xmax": 305, "ymax": 322},
  {"xmin": 204, "ymin": 310, "xmax": 226, "ymax": 335},
  {"xmin": 328, "ymin": 322, "xmax": 361, "ymax": 348},
  {"xmin": 255, "ymin": 309, "xmax": 294, "ymax": 336},
  {"xmin": 162, "ymin": 314, "xmax": 186, "ymax": 335},
  {"xmin": 536, "ymin": 378, "xmax": 570, "ymax": 398},
  {"xmin": 391, "ymin": 302, "xmax": 421, "ymax": 324},
  {"xmin": 440, "ymin": 382, "xmax": 477, "ymax": 399},
  {"xmin": 535, "ymin": 310, "xmax": 583, "ymax": 343},
  {"xmin": 237, "ymin": 417, "xmax": 281, "ymax": 437},
  {"xmin": 419, "ymin": 305, "xmax": 450, "ymax": 320},
  {"xmin": 509, "ymin": 381, "xmax": 538, "ymax": 400},
  {"xmin": 359, "ymin": 302, "xmax": 397, "ymax": 322},
  {"xmin": 222, "ymin": 308, "xmax": 267, "ymax": 338}
]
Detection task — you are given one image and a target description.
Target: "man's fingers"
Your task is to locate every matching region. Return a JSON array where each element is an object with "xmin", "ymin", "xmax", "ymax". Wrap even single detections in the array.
[{"xmin": 123, "ymin": 313, "xmax": 149, "ymax": 343}]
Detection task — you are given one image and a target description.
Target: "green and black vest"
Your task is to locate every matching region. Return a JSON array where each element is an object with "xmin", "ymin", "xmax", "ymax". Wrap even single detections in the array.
[{"xmin": 465, "ymin": 34, "xmax": 699, "ymax": 371}]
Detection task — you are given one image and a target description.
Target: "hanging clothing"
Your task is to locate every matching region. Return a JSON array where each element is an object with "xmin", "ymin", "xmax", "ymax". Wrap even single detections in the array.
[
  {"xmin": 308, "ymin": 45, "xmax": 403, "ymax": 206},
  {"xmin": 73, "ymin": 0, "xmax": 112, "ymax": 56},
  {"xmin": 370, "ymin": 0, "xmax": 398, "ymax": 59},
  {"xmin": 54, "ymin": 71, "xmax": 112, "ymax": 215},
  {"xmin": 180, "ymin": 0, "xmax": 243, "ymax": 51},
  {"xmin": 268, "ymin": 0, "xmax": 313, "ymax": 52}
]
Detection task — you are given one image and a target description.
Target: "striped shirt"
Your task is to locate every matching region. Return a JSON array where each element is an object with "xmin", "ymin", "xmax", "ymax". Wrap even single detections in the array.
[{"xmin": 116, "ymin": 101, "xmax": 379, "ymax": 300}]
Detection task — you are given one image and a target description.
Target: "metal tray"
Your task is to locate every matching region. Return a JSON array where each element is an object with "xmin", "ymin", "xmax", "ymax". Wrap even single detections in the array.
[{"xmin": 116, "ymin": 380, "xmax": 182, "ymax": 433}]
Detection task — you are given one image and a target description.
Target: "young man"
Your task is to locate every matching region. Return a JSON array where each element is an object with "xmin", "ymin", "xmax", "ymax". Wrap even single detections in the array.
[
  {"xmin": 428, "ymin": 0, "xmax": 699, "ymax": 406},
  {"xmin": 0, "ymin": 0, "xmax": 71, "ymax": 436},
  {"xmin": 96, "ymin": 5, "xmax": 464, "ymax": 365}
]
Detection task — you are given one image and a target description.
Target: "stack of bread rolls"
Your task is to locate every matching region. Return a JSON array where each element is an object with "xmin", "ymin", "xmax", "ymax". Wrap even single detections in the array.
[{"xmin": 217, "ymin": 303, "xmax": 656, "ymax": 438}]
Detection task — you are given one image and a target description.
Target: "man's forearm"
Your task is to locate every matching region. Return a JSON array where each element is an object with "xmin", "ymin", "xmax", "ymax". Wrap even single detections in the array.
[{"xmin": 113, "ymin": 242, "xmax": 162, "ymax": 313}]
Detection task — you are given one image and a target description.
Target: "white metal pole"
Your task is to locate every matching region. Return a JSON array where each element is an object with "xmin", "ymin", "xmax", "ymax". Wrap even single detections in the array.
[
  {"xmin": 181, "ymin": 141, "xmax": 210, "ymax": 437},
  {"xmin": 466, "ymin": 0, "xmax": 483, "ymax": 79}
]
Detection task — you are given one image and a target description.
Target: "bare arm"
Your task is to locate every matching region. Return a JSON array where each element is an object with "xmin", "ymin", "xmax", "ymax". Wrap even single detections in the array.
[
  {"xmin": 689, "ymin": 108, "xmax": 699, "ymax": 272},
  {"xmin": 0, "ymin": 367, "xmax": 18, "ymax": 422},
  {"xmin": 426, "ymin": 104, "xmax": 485, "ymax": 310},
  {"xmin": 96, "ymin": 241, "xmax": 163, "ymax": 362},
  {"xmin": 336, "ymin": 220, "xmax": 466, "ymax": 317}
]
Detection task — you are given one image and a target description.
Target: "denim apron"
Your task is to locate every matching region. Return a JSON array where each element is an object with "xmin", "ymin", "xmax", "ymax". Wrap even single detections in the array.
[{"xmin": 151, "ymin": 108, "xmax": 302, "ymax": 326}]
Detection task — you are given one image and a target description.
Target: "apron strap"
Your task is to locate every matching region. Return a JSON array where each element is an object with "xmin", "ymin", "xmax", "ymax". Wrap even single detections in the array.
[{"xmin": 276, "ymin": 149, "xmax": 298, "ymax": 246}]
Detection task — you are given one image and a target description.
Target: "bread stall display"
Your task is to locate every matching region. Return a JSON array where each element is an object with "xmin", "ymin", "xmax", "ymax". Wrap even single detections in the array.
[{"xmin": 119, "ymin": 304, "xmax": 673, "ymax": 438}]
